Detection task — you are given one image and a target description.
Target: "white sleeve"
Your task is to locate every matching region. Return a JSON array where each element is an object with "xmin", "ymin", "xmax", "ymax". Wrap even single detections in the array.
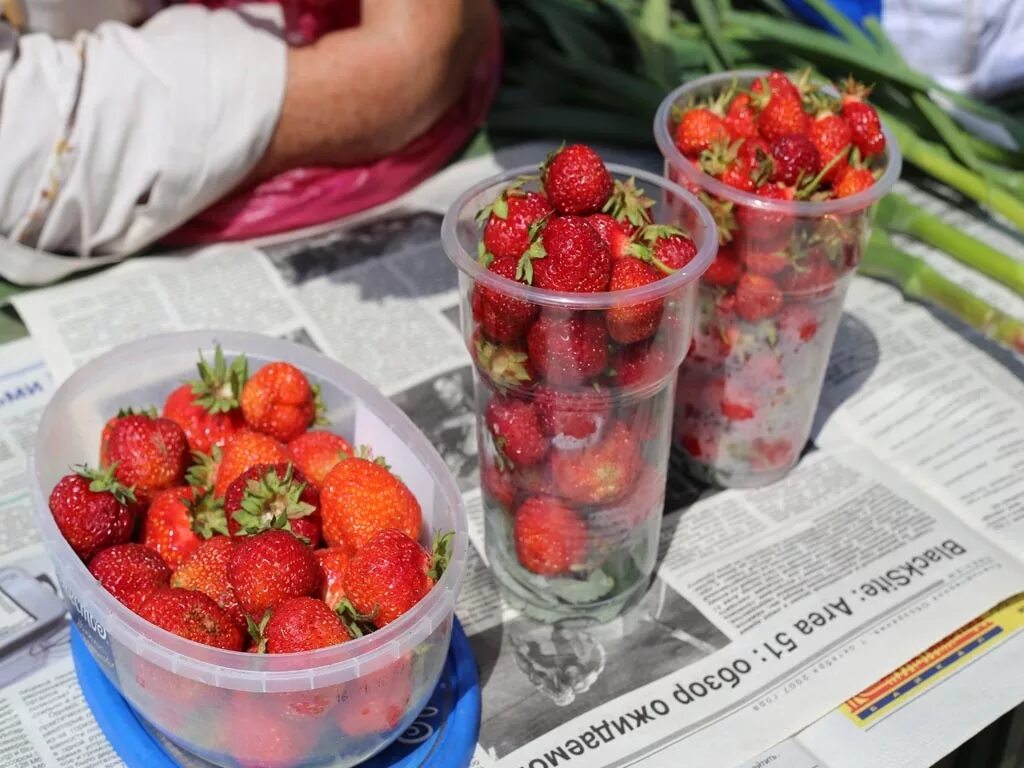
[{"xmin": 0, "ymin": 4, "xmax": 287, "ymax": 285}]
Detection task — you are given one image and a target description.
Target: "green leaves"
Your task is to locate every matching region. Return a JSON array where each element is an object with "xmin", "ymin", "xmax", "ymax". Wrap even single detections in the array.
[
  {"xmin": 335, "ymin": 598, "xmax": 378, "ymax": 639},
  {"xmin": 246, "ymin": 611, "xmax": 271, "ymax": 654},
  {"xmin": 75, "ymin": 463, "xmax": 136, "ymax": 506},
  {"xmin": 185, "ymin": 445, "xmax": 221, "ymax": 490},
  {"xmin": 190, "ymin": 345, "xmax": 248, "ymax": 415},
  {"xmin": 186, "ymin": 487, "xmax": 228, "ymax": 539},
  {"xmin": 231, "ymin": 464, "xmax": 315, "ymax": 538},
  {"xmin": 515, "ymin": 239, "xmax": 547, "ymax": 284},
  {"xmin": 428, "ymin": 531, "xmax": 455, "ymax": 582}
]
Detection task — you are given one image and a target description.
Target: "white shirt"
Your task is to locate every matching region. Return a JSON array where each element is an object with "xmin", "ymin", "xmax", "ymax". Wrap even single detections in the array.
[{"xmin": 0, "ymin": 4, "xmax": 286, "ymax": 285}]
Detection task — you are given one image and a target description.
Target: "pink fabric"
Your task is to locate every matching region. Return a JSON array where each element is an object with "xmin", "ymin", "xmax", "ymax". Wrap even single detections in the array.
[{"xmin": 163, "ymin": 4, "xmax": 501, "ymax": 246}]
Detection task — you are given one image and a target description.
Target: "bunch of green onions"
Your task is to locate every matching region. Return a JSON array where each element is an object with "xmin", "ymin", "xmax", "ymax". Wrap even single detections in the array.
[{"xmin": 490, "ymin": 0, "xmax": 1024, "ymax": 354}]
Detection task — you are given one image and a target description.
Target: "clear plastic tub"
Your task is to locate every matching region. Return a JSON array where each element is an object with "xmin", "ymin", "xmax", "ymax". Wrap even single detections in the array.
[
  {"xmin": 654, "ymin": 71, "xmax": 901, "ymax": 487},
  {"xmin": 442, "ymin": 164, "xmax": 715, "ymax": 622},
  {"xmin": 29, "ymin": 331, "xmax": 468, "ymax": 768}
]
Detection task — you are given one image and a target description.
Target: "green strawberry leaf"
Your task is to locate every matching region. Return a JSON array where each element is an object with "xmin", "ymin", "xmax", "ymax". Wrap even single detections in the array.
[
  {"xmin": 190, "ymin": 345, "xmax": 248, "ymax": 414},
  {"xmin": 232, "ymin": 464, "xmax": 315, "ymax": 536},
  {"xmin": 185, "ymin": 445, "xmax": 221, "ymax": 490},
  {"xmin": 187, "ymin": 487, "xmax": 229, "ymax": 539},
  {"xmin": 246, "ymin": 611, "xmax": 271, "ymax": 654},
  {"xmin": 335, "ymin": 598, "xmax": 377, "ymax": 639},
  {"xmin": 75, "ymin": 463, "xmax": 137, "ymax": 506},
  {"xmin": 311, "ymin": 382, "xmax": 329, "ymax": 426},
  {"xmin": 428, "ymin": 531, "xmax": 455, "ymax": 582}
]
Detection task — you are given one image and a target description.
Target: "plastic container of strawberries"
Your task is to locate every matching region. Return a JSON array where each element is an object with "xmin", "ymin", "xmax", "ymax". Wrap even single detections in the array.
[{"xmin": 28, "ymin": 331, "xmax": 468, "ymax": 768}]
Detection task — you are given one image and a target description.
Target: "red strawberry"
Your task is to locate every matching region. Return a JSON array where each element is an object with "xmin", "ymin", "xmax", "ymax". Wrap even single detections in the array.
[
  {"xmin": 542, "ymin": 144, "xmax": 614, "ymax": 214},
  {"xmin": 780, "ymin": 256, "xmax": 837, "ymax": 296},
  {"xmin": 701, "ymin": 138, "xmax": 759, "ymax": 193},
  {"xmin": 809, "ymin": 113, "xmax": 852, "ymax": 183},
  {"xmin": 241, "ymin": 362, "xmax": 321, "ymax": 443},
  {"xmin": 703, "ymin": 246, "xmax": 742, "ymax": 287},
  {"xmin": 225, "ymin": 463, "xmax": 321, "ymax": 546},
  {"xmin": 743, "ymin": 249, "xmax": 788, "ymax": 276},
  {"xmin": 49, "ymin": 466, "xmax": 137, "ymax": 562},
  {"xmin": 835, "ymin": 166, "xmax": 875, "ymax": 198},
  {"xmin": 725, "ymin": 92, "xmax": 759, "ymax": 140},
  {"xmin": 523, "ymin": 215, "xmax": 611, "ymax": 293},
  {"xmin": 770, "ymin": 133, "xmax": 821, "ymax": 186},
  {"xmin": 162, "ymin": 346, "xmax": 247, "ymax": 455},
  {"xmin": 608, "ymin": 339, "xmax": 669, "ymax": 388},
  {"xmin": 286, "ymin": 430, "xmax": 353, "ymax": 489},
  {"xmin": 481, "ymin": 459, "xmax": 516, "ymax": 510},
  {"xmin": 255, "ymin": 596, "xmax": 350, "ymax": 653},
  {"xmin": 675, "ymin": 108, "xmax": 728, "ymax": 157},
  {"xmin": 142, "ymin": 486, "xmax": 226, "ymax": 569},
  {"xmin": 738, "ymin": 136, "xmax": 771, "ymax": 165},
  {"xmin": 526, "ymin": 313, "xmax": 609, "ymax": 386},
  {"xmin": 485, "ymin": 396, "xmax": 548, "ymax": 468},
  {"xmin": 315, "ymin": 547, "xmax": 350, "ymax": 610},
  {"xmin": 606, "ymin": 257, "xmax": 663, "ymax": 343},
  {"xmin": 534, "ymin": 386, "xmax": 611, "ymax": 442},
  {"xmin": 480, "ymin": 190, "xmax": 552, "ymax": 259},
  {"xmin": 586, "ymin": 213, "xmax": 635, "ymax": 259},
  {"xmin": 228, "ymin": 530, "xmax": 320, "ymax": 617},
  {"xmin": 104, "ymin": 413, "xmax": 190, "ymax": 504},
  {"xmin": 757, "ymin": 97, "xmax": 809, "ymax": 143},
  {"xmin": 550, "ymin": 421, "xmax": 638, "ymax": 505},
  {"xmin": 100, "ymin": 406, "xmax": 155, "ymax": 466},
  {"xmin": 214, "ymin": 430, "xmax": 289, "ymax": 497},
  {"xmin": 736, "ymin": 273, "xmax": 783, "ymax": 322},
  {"xmin": 320, "ymin": 456, "xmax": 422, "ymax": 554},
  {"xmin": 751, "ymin": 437, "xmax": 796, "ymax": 471},
  {"xmin": 171, "ymin": 536, "xmax": 245, "ymax": 629},
  {"xmin": 513, "ymin": 496, "xmax": 587, "ymax": 576},
  {"xmin": 511, "ymin": 463, "xmax": 556, "ymax": 498},
  {"xmin": 89, "ymin": 543, "xmax": 171, "ymax": 614},
  {"xmin": 336, "ymin": 658, "xmax": 413, "ymax": 737},
  {"xmin": 473, "ymin": 334, "xmax": 535, "ymax": 389},
  {"xmin": 779, "ymin": 303, "xmax": 819, "ymax": 344},
  {"xmin": 139, "ymin": 587, "xmax": 245, "ymax": 650},
  {"xmin": 840, "ymin": 81, "xmax": 886, "ymax": 157},
  {"xmin": 720, "ymin": 383, "xmax": 757, "ymax": 421},
  {"xmin": 471, "ymin": 253, "xmax": 539, "ymax": 343},
  {"xmin": 221, "ymin": 694, "xmax": 316, "ymax": 768},
  {"xmin": 652, "ymin": 231, "xmax": 698, "ymax": 270},
  {"xmin": 736, "ymin": 184, "xmax": 795, "ymax": 253},
  {"xmin": 344, "ymin": 529, "xmax": 451, "ymax": 627},
  {"xmin": 751, "ymin": 70, "xmax": 801, "ymax": 102},
  {"xmin": 676, "ymin": 420, "xmax": 719, "ymax": 462}
]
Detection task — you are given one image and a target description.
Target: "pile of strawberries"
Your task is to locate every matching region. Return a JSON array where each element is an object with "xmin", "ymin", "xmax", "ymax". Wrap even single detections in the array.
[
  {"xmin": 49, "ymin": 345, "xmax": 450, "ymax": 665},
  {"xmin": 471, "ymin": 145, "xmax": 696, "ymax": 581}
]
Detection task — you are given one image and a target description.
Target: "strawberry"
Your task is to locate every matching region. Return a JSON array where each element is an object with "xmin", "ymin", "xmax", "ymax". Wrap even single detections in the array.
[
  {"xmin": 725, "ymin": 92, "xmax": 759, "ymax": 140},
  {"xmin": 142, "ymin": 486, "xmax": 226, "ymax": 569},
  {"xmin": 809, "ymin": 113, "xmax": 852, "ymax": 184},
  {"xmin": 841, "ymin": 80, "xmax": 886, "ymax": 157},
  {"xmin": 751, "ymin": 70, "xmax": 801, "ymax": 102},
  {"xmin": 780, "ymin": 256, "xmax": 837, "ymax": 296},
  {"xmin": 320, "ymin": 456, "xmax": 422, "ymax": 554},
  {"xmin": 757, "ymin": 96, "xmax": 809, "ymax": 143},
  {"xmin": 221, "ymin": 694, "xmax": 316, "ymax": 768},
  {"xmin": 590, "ymin": 464, "xmax": 664, "ymax": 539},
  {"xmin": 511, "ymin": 463, "xmax": 556, "ymax": 498},
  {"xmin": 651, "ymin": 230, "xmax": 698, "ymax": 270},
  {"xmin": 541, "ymin": 144, "xmax": 614, "ymax": 215},
  {"xmin": 609, "ymin": 340, "xmax": 670, "ymax": 388},
  {"xmin": 139, "ymin": 587, "xmax": 245, "ymax": 650},
  {"xmin": 738, "ymin": 136, "xmax": 771, "ymax": 166},
  {"xmin": 171, "ymin": 536, "xmax": 245, "ymax": 629},
  {"xmin": 703, "ymin": 246, "xmax": 742, "ymax": 287},
  {"xmin": 104, "ymin": 413, "xmax": 190, "ymax": 504},
  {"xmin": 606, "ymin": 257, "xmax": 663, "ymax": 343},
  {"xmin": 743, "ymin": 249, "xmax": 788, "ymax": 276},
  {"xmin": 479, "ymin": 189, "xmax": 552, "ymax": 259},
  {"xmin": 751, "ymin": 437, "xmax": 796, "ymax": 471},
  {"xmin": 100, "ymin": 406, "xmax": 155, "ymax": 466},
  {"xmin": 481, "ymin": 459, "xmax": 516, "ymax": 510},
  {"xmin": 513, "ymin": 496, "xmax": 587, "ymax": 576},
  {"xmin": 534, "ymin": 386, "xmax": 611, "ymax": 442},
  {"xmin": 586, "ymin": 213, "xmax": 635, "ymax": 260},
  {"xmin": 228, "ymin": 529, "xmax": 320, "ymax": 617},
  {"xmin": 344, "ymin": 529, "xmax": 451, "ymax": 627},
  {"xmin": 336, "ymin": 658, "xmax": 413, "ymax": 737},
  {"xmin": 225, "ymin": 463, "xmax": 321, "ymax": 546},
  {"xmin": 720, "ymin": 383, "xmax": 757, "ymax": 421},
  {"xmin": 241, "ymin": 362, "xmax": 322, "ymax": 443},
  {"xmin": 769, "ymin": 133, "xmax": 821, "ymax": 186},
  {"xmin": 314, "ymin": 547, "xmax": 350, "ymax": 610},
  {"xmin": 735, "ymin": 273, "xmax": 783, "ymax": 322},
  {"xmin": 550, "ymin": 421, "xmax": 638, "ymax": 505},
  {"xmin": 675, "ymin": 108, "xmax": 728, "ymax": 157},
  {"xmin": 526, "ymin": 313, "xmax": 609, "ymax": 386},
  {"xmin": 254, "ymin": 596, "xmax": 350, "ymax": 653},
  {"xmin": 471, "ymin": 252, "xmax": 539, "ymax": 343},
  {"xmin": 834, "ymin": 165, "xmax": 875, "ymax": 198},
  {"xmin": 214, "ymin": 430, "xmax": 289, "ymax": 497},
  {"xmin": 89, "ymin": 543, "xmax": 171, "ymax": 614},
  {"xmin": 473, "ymin": 334, "xmax": 535, "ymax": 389},
  {"xmin": 676, "ymin": 420, "xmax": 719, "ymax": 462},
  {"xmin": 162, "ymin": 346, "xmax": 247, "ymax": 455},
  {"xmin": 700, "ymin": 138, "xmax": 759, "ymax": 193},
  {"xmin": 286, "ymin": 430, "xmax": 353, "ymax": 489},
  {"xmin": 521, "ymin": 215, "xmax": 611, "ymax": 293},
  {"xmin": 485, "ymin": 396, "xmax": 548, "ymax": 468},
  {"xmin": 49, "ymin": 465, "xmax": 137, "ymax": 562},
  {"xmin": 735, "ymin": 183, "xmax": 795, "ymax": 253},
  {"xmin": 185, "ymin": 445, "xmax": 221, "ymax": 491},
  {"xmin": 779, "ymin": 303, "xmax": 819, "ymax": 344}
]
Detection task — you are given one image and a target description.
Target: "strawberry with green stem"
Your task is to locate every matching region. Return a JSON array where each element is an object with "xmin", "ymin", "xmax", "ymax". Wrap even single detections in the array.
[
  {"xmin": 104, "ymin": 413, "xmax": 190, "ymax": 504},
  {"xmin": 473, "ymin": 333, "xmax": 534, "ymax": 389},
  {"xmin": 540, "ymin": 143, "xmax": 613, "ymax": 215},
  {"xmin": 519, "ymin": 215, "xmax": 611, "ymax": 293},
  {"xmin": 476, "ymin": 180, "xmax": 551, "ymax": 260},
  {"xmin": 49, "ymin": 464, "xmax": 137, "ymax": 562},
  {"xmin": 142, "ymin": 485, "xmax": 227, "ymax": 569},
  {"xmin": 841, "ymin": 78, "xmax": 886, "ymax": 158},
  {"xmin": 513, "ymin": 496, "xmax": 587, "ymax": 576},
  {"xmin": 472, "ymin": 243, "xmax": 539, "ymax": 343},
  {"xmin": 225, "ymin": 463, "xmax": 321, "ymax": 546},
  {"xmin": 163, "ymin": 346, "xmax": 248, "ymax": 455},
  {"xmin": 241, "ymin": 362, "xmax": 325, "ymax": 443}
]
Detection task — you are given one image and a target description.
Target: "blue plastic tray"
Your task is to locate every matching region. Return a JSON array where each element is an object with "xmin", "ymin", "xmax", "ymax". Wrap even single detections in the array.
[{"xmin": 71, "ymin": 618, "xmax": 479, "ymax": 768}]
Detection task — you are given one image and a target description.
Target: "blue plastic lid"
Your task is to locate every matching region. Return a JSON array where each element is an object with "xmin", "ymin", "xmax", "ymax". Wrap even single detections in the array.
[{"xmin": 71, "ymin": 619, "xmax": 479, "ymax": 768}]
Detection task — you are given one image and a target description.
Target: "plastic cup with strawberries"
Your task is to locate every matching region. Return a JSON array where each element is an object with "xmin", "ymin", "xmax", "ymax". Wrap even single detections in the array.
[
  {"xmin": 442, "ymin": 151, "xmax": 716, "ymax": 621},
  {"xmin": 654, "ymin": 69, "xmax": 901, "ymax": 487}
]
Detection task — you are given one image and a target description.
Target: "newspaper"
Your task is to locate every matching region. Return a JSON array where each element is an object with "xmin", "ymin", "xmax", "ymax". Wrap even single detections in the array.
[{"xmin": 3, "ymin": 142, "xmax": 1024, "ymax": 767}]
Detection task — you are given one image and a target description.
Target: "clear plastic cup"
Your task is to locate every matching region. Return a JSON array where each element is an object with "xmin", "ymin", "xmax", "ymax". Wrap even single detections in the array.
[
  {"xmin": 442, "ymin": 164, "xmax": 716, "ymax": 621},
  {"xmin": 654, "ymin": 70, "xmax": 902, "ymax": 488}
]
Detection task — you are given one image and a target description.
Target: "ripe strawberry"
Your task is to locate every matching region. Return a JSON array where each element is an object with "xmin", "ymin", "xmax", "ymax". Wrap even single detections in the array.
[
  {"xmin": 738, "ymin": 136, "xmax": 771, "ymax": 165},
  {"xmin": 479, "ymin": 189, "xmax": 552, "ymax": 259},
  {"xmin": 743, "ymin": 249, "xmax": 788, "ymax": 276},
  {"xmin": 601, "ymin": 176, "xmax": 656, "ymax": 230},
  {"xmin": 241, "ymin": 362, "xmax": 321, "ymax": 443},
  {"xmin": 89, "ymin": 543, "xmax": 171, "ymax": 614},
  {"xmin": 840, "ymin": 81, "xmax": 886, "ymax": 157},
  {"xmin": 171, "ymin": 536, "xmax": 245, "ymax": 629},
  {"xmin": 550, "ymin": 421, "xmax": 639, "ymax": 505},
  {"xmin": 473, "ymin": 334, "xmax": 535, "ymax": 388},
  {"xmin": 49, "ymin": 466, "xmax": 137, "ymax": 562},
  {"xmin": 485, "ymin": 396, "xmax": 548, "ymax": 468},
  {"xmin": 214, "ymin": 430, "xmax": 289, "ymax": 497},
  {"xmin": 652, "ymin": 231, "xmax": 698, "ymax": 270},
  {"xmin": 676, "ymin": 419, "xmax": 719, "ymax": 462},
  {"xmin": 225, "ymin": 463, "xmax": 321, "ymax": 546},
  {"xmin": 255, "ymin": 596, "xmax": 350, "ymax": 653},
  {"xmin": 220, "ymin": 695, "xmax": 316, "ymax": 768},
  {"xmin": 162, "ymin": 346, "xmax": 248, "ymax": 455},
  {"xmin": 586, "ymin": 213, "xmax": 635, "ymax": 260},
  {"xmin": 757, "ymin": 96, "xmax": 809, "ymax": 143},
  {"xmin": 522, "ymin": 215, "xmax": 611, "ymax": 293},
  {"xmin": 336, "ymin": 658, "xmax": 413, "ymax": 737},
  {"xmin": 228, "ymin": 530, "xmax": 320, "ymax": 617},
  {"xmin": 608, "ymin": 340, "xmax": 670, "ymax": 388},
  {"xmin": 700, "ymin": 138, "xmax": 759, "ymax": 192},
  {"xmin": 606, "ymin": 257, "xmax": 663, "ymax": 343},
  {"xmin": 139, "ymin": 587, "xmax": 245, "ymax": 650},
  {"xmin": 541, "ymin": 144, "xmax": 614, "ymax": 214},
  {"xmin": 834, "ymin": 166, "xmax": 875, "ymax": 198},
  {"xmin": 780, "ymin": 256, "xmax": 837, "ymax": 296},
  {"xmin": 770, "ymin": 133, "xmax": 821, "ymax": 186},
  {"xmin": 751, "ymin": 437, "xmax": 796, "ymax": 471},
  {"xmin": 736, "ymin": 273, "xmax": 783, "ymax": 322},
  {"xmin": 534, "ymin": 386, "xmax": 611, "ymax": 442},
  {"xmin": 513, "ymin": 496, "xmax": 587, "ymax": 576},
  {"xmin": 809, "ymin": 113, "xmax": 852, "ymax": 183},
  {"xmin": 725, "ymin": 92, "xmax": 759, "ymax": 140},
  {"xmin": 481, "ymin": 459, "xmax": 516, "ymax": 510},
  {"xmin": 142, "ymin": 486, "xmax": 226, "ymax": 569},
  {"xmin": 511, "ymin": 463, "xmax": 556, "ymax": 498},
  {"xmin": 779, "ymin": 303, "xmax": 819, "ymax": 344},
  {"xmin": 703, "ymin": 246, "xmax": 742, "ymax": 287},
  {"xmin": 344, "ymin": 529, "xmax": 450, "ymax": 627},
  {"xmin": 675, "ymin": 108, "xmax": 728, "ymax": 157},
  {"xmin": 751, "ymin": 70, "xmax": 801, "ymax": 102},
  {"xmin": 736, "ymin": 184, "xmax": 795, "ymax": 253},
  {"xmin": 471, "ymin": 253, "xmax": 539, "ymax": 343},
  {"xmin": 100, "ymin": 406, "xmax": 155, "ymax": 466},
  {"xmin": 526, "ymin": 313, "xmax": 609, "ymax": 386},
  {"xmin": 320, "ymin": 456, "xmax": 422, "ymax": 554},
  {"xmin": 104, "ymin": 413, "xmax": 190, "ymax": 504},
  {"xmin": 720, "ymin": 383, "xmax": 757, "ymax": 421},
  {"xmin": 286, "ymin": 430, "xmax": 353, "ymax": 489},
  {"xmin": 314, "ymin": 547, "xmax": 350, "ymax": 610}
]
